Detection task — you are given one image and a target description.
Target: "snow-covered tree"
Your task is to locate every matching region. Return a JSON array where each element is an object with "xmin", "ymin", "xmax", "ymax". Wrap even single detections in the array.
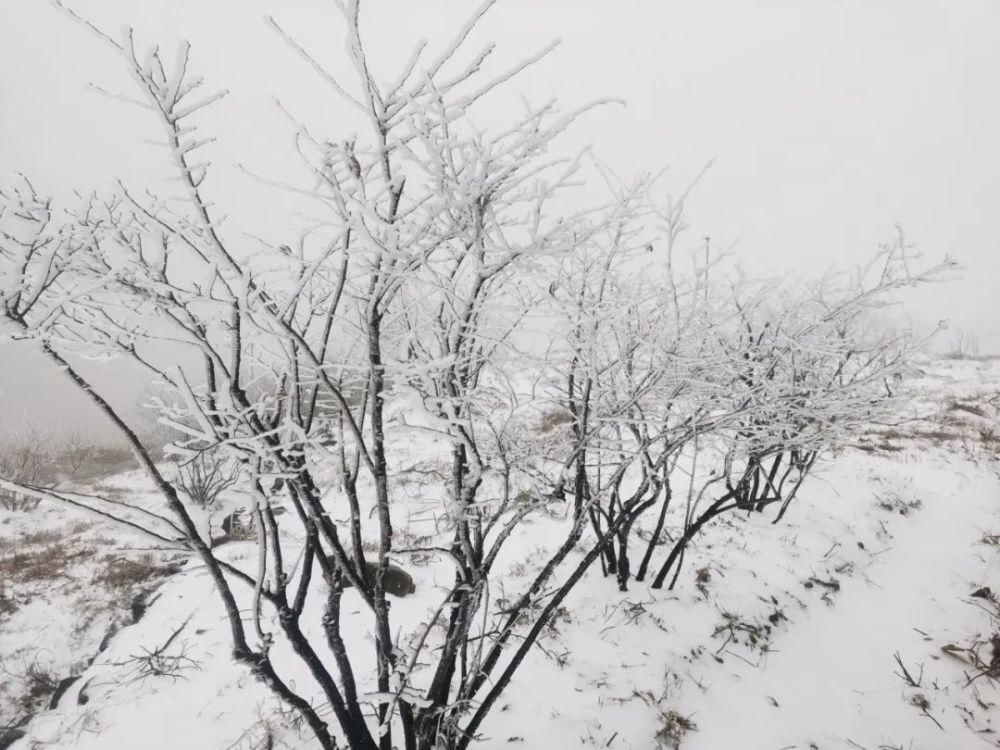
[{"xmin": 0, "ymin": 2, "xmax": 956, "ymax": 748}]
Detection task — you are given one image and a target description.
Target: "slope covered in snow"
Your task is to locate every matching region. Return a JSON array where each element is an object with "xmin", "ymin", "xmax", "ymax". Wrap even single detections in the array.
[{"xmin": 3, "ymin": 358, "xmax": 999, "ymax": 750}]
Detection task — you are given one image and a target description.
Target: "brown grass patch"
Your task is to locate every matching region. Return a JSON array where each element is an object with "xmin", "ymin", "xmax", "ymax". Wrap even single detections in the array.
[
  {"xmin": 876, "ymin": 492, "xmax": 923, "ymax": 516},
  {"xmin": 93, "ymin": 554, "xmax": 175, "ymax": 594},
  {"xmin": 946, "ymin": 400, "xmax": 988, "ymax": 418},
  {"xmin": 537, "ymin": 409, "xmax": 574, "ymax": 433},
  {"xmin": 0, "ymin": 542, "xmax": 93, "ymax": 583},
  {"xmin": 910, "ymin": 429, "xmax": 956, "ymax": 441},
  {"xmin": 20, "ymin": 529, "xmax": 64, "ymax": 545}
]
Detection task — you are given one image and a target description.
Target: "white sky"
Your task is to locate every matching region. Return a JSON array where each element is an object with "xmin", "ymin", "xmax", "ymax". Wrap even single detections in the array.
[{"xmin": 2, "ymin": 0, "xmax": 999, "ymax": 431}]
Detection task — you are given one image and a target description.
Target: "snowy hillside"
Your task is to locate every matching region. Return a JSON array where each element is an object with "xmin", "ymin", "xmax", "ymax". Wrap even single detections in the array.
[{"xmin": 3, "ymin": 356, "xmax": 998, "ymax": 750}]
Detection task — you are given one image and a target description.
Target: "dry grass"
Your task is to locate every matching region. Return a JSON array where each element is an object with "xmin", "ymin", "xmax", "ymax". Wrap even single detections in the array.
[
  {"xmin": 4, "ymin": 659, "xmax": 61, "ymax": 717},
  {"xmin": 853, "ymin": 438, "xmax": 904, "ymax": 454},
  {"xmin": 655, "ymin": 710, "xmax": 697, "ymax": 749},
  {"xmin": 694, "ymin": 566, "xmax": 711, "ymax": 598},
  {"xmin": 981, "ymin": 532, "xmax": 1000, "ymax": 547},
  {"xmin": 19, "ymin": 529, "xmax": 63, "ymax": 545},
  {"xmin": 875, "ymin": 492, "xmax": 923, "ymax": 516},
  {"xmin": 0, "ymin": 584, "xmax": 18, "ymax": 620},
  {"xmin": 0, "ymin": 542, "xmax": 93, "ymax": 584},
  {"xmin": 537, "ymin": 409, "xmax": 574, "ymax": 433},
  {"xmin": 93, "ymin": 554, "xmax": 176, "ymax": 595},
  {"xmin": 942, "ymin": 351, "xmax": 1000, "ymax": 363},
  {"xmin": 711, "ymin": 610, "xmax": 780, "ymax": 656},
  {"xmin": 946, "ymin": 399, "xmax": 989, "ymax": 418}
]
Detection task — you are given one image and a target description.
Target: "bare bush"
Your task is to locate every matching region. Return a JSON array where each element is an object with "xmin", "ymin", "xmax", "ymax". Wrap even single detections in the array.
[
  {"xmin": 0, "ymin": 424, "xmax": 57, "ymax": 511},
  {"xmin": 1, "ymin": 655, "xmax": 60, "ymax": 719},
  {"xmin": 655, "ymin": 710, "xmax": 697, "ymax": 749},
  {"xmin": 111, "ymin": 617, "xmax": 202, "ymax": 683},
  {"xmin": 944, "ymin": 328, "xmax": 982, "ymax": 360},
  {"xmin": 63, "ymin": 429, "xmax": 95, "ymax": 477},
  {"xmin": 174, "ymin": 453, "xmax": 241, "ymax": 510}
]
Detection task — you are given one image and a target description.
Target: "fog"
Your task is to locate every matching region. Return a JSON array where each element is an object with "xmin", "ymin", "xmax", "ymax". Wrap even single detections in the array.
[{"xmin": 2, "ymin": 0, "xmax": 999, "ymax": 437}]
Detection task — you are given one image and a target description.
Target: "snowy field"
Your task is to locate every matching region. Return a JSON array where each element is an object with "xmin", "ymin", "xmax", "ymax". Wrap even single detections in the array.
[
  {"xmin": 2, "ymin": 2, "xmax": 999, "ymax": 749},
  {"xmin": 3, "ymin": 356, "xmax": 998, "ymax": 750}
]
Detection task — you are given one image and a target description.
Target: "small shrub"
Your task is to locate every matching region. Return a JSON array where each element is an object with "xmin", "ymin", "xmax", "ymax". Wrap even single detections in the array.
[
  {"xmin": 61, "ymin": 430, "xmax": 96, "ymax": 477},
  {"xmin": 543, "ymin": 605, "xmax": 573, "ymax": 636},
  {"xmin": 175, "ymin": 452, "xmax": 240, "ymax": 509},
  {"xmin": 694, "ymin": 567, "xmax": 711, "ymax": 597},
  {"xmin": 20, "ymin": 529, "xmax": 62, "ymax": 545},
  {"xmin": 219, "ymin": 509, "xmax": 257, "ymax": 542},
  {"xmin": 0, "ymin": 426, "xmax": 58, "ymax": 511},
  {"xmin": 6, "ymin": 659, "xmax": 61, "ymax": 716},
  {"xmin": 655, "ymin": 710, "xmax": 697, "ymax": 749}
]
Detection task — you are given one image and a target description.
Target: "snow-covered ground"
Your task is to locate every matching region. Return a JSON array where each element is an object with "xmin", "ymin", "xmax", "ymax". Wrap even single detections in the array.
[
  {"xmin": 3, "ymin": 357, "xmax": 999, "ymax": 749},
  {"xmin": 0, "ymin": 472, "xmax": 184, "ymax": 743}
]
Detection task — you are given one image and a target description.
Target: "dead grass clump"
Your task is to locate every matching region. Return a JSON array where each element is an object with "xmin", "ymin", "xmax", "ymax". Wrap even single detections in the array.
[
  {"xmin": 655, "ymin": 710, "xmax": 697, "ymax": 749},
  {"xmin": 976, "ymin": 634, "xmax": 1000, "ymax": 682},
  {"xmin": 65, "ymin": 520, "xmax": 94, "ymax": 536},
  {"xmin": 0, "ymin": 542, "xmax": 92, "ymax": 583},
  {"xmin": 8, "ymin": 660, "xmax": 61, "ymax": 715},
  {"xmin": 112, "ymin": 618, "xmax": 202, "ymax": 683},
  {"xmin": 22, "ymin": 664, "xmax": 59, "ymax": 705},
  {"xmin": 879, "ymin": 428, "xmax": 906, "ymax": 441},
  {"xmin": 93, "ymin": 554, "xmax": 175, "ymax": 594},
  {"xmin": 941, "ymin": 632, "xmax": 1000, "ymax": 685},
  {"xmin": 226, "ymin": 523, "xmax": 257, "ymax": 543},
  {"xmin": 875, "ymin": 492, "xmax": 922, "ymax": 516},
  {"xmin": 0, "ymin": 584, "xmax": 19, "ymax": 619},
  {"xmin": 855, "ymin": 430, "xmax": 908, "ymax": 454},
  {"xmin": 537, "ymin": 409, "xmax": 574, "ymax": 434},
  {"xmin": 946, "ymin": 399, "xmax": 988, "ymax": 418},
  {"xmin": 906, "ymin": 692, "xmax": 944, "ymax": 730},
  {"xmin": 543, "ymin": 605, "xmax": 573, "ymax": 636},
  {"xmin": 694, "ymin": 567, "xmax": 711, "ymax": 598},
  {"xmin": 979, "ymin": 428, "xmax": 999, "ymax": 446},
  {"xmin": 862, "ymin": 440, "xmax": 904, "ymax": 454},
  {"xmin": 218, "ymin": 509, "xmax": 257, "ymax": 543},
  {"xmin": 918, "ymin": 428, "xmax": 959, "ymax": 442},
  {"xmin": 711, "ymin": 610, "xmax": 779, "ymax": 656},
  {"xmin": 20, "ymin": 529, "xmax": 63, "ymax": 545}
]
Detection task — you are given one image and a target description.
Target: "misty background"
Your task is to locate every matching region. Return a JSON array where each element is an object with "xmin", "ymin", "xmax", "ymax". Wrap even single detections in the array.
[{"xmin": 2, "ymin": 0, "xmax": 998, "ymax": 439}]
